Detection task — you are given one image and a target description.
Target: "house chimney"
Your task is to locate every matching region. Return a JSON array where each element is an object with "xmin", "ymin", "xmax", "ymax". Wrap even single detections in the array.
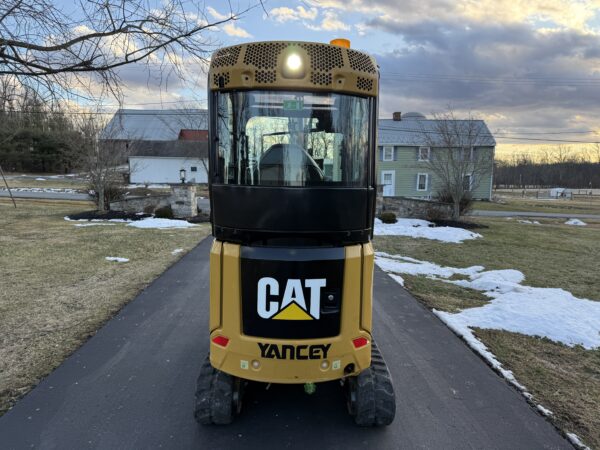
[{"xmin": 392, "ymin": 112, "xmax": 402, "ymax": 121}]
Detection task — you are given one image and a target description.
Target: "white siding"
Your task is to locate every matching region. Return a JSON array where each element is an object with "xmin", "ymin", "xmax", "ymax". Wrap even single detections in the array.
[{"xmin": 129, "ymin": 156, "xmax": 208, "ymax": 184}]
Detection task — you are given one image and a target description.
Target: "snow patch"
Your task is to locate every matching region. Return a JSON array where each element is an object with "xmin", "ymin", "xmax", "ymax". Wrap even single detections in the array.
[
  {"xmin": 374, "ymin": 218, "xmax": 481, "ymax": 243},
  {"xmin": 566, "ymin": 432, "xmax": 591, "ymax": 450},
  {"xmin": 105, "ymin": 257, "xmax": 129, "ymax": 263},
  {"xmin": 2, "ymin": 187, "xmax": 80, "ymax": 194},
  {"xmin": 565, "ymin": 218, "xmax": 587, "ymax": 226},
  {"xmin": 127, "ymin": 218, "xmax": 197, "ymax": 229},
  {"xmin": 35, "ymin": 177, "xmax": 47, "ymax": 181},
  {"xmin": 536, "ymin": 404, "xmax": 553, "ymax": 417},
  {"xmin": 125, "ymin": 183, "xmax": 170, "ymax": 189},
  {"xmin": 171, "ymin": 248, "xmax": 184, "ymax": 255},
  {"xmin": 518, "ymin": 219, "xmax": 540, "ymax": 225},
  {"xmin": 375, "ymin": 254, "xmax": 600, "ymax": 349}
]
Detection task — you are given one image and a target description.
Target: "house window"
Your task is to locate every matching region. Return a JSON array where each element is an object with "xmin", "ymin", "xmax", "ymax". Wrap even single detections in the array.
[
  {"xmin": 416, "ymin": 173, "xmax": 429, "ymax": 191},
  {"xmin": 461, "ymin": 146, "xmax": 474, "ymax": 161},
  {"xmin": 463, "ymin": 174, "xmax": 472, "ymax": 191},
  {"xmin": 191, "ymin": 166, "xmax": 197, "ymax": 172},
  {"xmin": 383, "ymin": 146, "xmax": 394, "ymax": 161},
  {"xmin": 418, "ymin": 146, "xmax": 430, "ymax": 161}
]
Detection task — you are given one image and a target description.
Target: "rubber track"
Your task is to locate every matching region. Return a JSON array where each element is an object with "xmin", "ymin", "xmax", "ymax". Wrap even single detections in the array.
[
  {"xmin": 353, "ymin": 342, "xmax": 396, "ymax": 426},
  {"xmin": 194, "ymin": 355, "xmax": 234, "ymax": 425}
]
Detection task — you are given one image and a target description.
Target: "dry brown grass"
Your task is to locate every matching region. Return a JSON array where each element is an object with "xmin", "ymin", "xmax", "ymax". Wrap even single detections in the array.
[
  {"xmin": 0, "ymin": 199, "xmax": 210, "ymax": 415},
  {"xmin": 3, "ymin": 177, "xmax": 88, "ymax": 190},
  {"xmin": 401, "ymin": 274, "xmax": 488, "ymax": 312},
  {"xmin": 475, "ymin": 329, "xmax": 600, "ymax": 449},
  {"xmin": 474, "ymin": 194, "xmax": 600, "ymax": 215}
]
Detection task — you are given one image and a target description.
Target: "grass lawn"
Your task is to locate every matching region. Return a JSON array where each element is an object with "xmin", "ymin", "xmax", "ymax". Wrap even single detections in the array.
[
  {"xmin": 0, "ymin": 199, "xmax": 210, "ymax": 415},
  {"xmin": 2, "ymin": 176, "xmax": 89, "ymax": 191},
  {"xmin": 374, "ymin": 217, "xmax": 600, "ymax": 447},
  {"xmin": 473, "ymin": 195, "xmax": 600, "ymax": 215}
]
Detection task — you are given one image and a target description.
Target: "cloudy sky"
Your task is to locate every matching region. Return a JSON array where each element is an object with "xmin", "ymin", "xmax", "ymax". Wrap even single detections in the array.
[{"xmin": 64, "ymin": 0, "xmax": 600, "ymax": 158}]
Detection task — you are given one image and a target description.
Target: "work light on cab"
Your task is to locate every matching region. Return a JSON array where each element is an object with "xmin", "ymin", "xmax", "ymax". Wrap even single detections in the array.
[{"xmin": 281, "ymin": 50, "xmax": 305, "ymax": 79}]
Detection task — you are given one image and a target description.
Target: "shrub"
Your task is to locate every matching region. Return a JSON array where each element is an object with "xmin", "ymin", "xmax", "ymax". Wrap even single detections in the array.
[
  {"xmin": 424, "ymin": 205, "xmax": 447, "ymax": 221},
  {"xmin": 143, "ymin": 204, "xmax": 156, "ymax": 214},
  {"xmin": 154, "ymin": 205, "xmax": 173, "ymax": 219},
  {"xmin": 379, "ymin": 211, "xmax": 397, "ymax": 224},
  {"xmin": 435, "ymin": 190, "xmax": 474, "ymax": 216}
]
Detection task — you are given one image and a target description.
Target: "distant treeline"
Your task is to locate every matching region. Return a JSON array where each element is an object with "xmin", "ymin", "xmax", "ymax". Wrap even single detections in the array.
[
  {"xmin": 0, "ymin": 81, "xmax": 101, "ymax": 173},
  {"xmin": 495, "ymin": 160, "xmax": 600, "ymax": 189}
]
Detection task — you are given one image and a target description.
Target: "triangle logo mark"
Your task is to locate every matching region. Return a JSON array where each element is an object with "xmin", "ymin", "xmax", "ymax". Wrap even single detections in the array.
[{"xmin": 272, "ymin": 302, "xmax": 314, "ymax": 321}]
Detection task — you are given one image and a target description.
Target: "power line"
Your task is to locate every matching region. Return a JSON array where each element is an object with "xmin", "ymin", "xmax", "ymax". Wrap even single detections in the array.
[
  {"xmin": 380, "ymin": 72, "xmax": 600, "ymax": 86},
  {"xmin": 378, "ymin": 126, "xmax": 600, "ymax": 144}
]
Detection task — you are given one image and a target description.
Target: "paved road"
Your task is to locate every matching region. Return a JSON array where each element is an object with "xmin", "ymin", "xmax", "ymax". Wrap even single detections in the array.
[
  {"xmin": 0, "ymin": 190, "xmax": 92, "ymax": 201},
  {"xmin": 0, "ymin": 238, "xmax": 570, "ymax": 450},
  {"xmin": 470, "ymin": 209, "xmax": 600, "ymax": 219}
]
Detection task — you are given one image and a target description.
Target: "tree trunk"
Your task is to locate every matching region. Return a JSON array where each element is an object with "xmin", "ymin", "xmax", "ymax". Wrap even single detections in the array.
[
  {"xmin": 98, "ymin": 184, "xmax": 105, "ymax": 211},
  {"xmin": 452, "ymin": 200, "xmax": 461, "ymax": 220}
]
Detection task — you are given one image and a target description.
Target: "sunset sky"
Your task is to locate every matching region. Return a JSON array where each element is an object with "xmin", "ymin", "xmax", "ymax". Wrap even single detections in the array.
[{"xmin": 59, "ymin": 0, "xmax": 600, "ymax": 160}]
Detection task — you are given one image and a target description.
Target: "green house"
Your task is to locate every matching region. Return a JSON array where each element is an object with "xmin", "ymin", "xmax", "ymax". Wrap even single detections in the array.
[{"xmin": 377, "ymin": 112, "xmax": 495, "ymax": 200}]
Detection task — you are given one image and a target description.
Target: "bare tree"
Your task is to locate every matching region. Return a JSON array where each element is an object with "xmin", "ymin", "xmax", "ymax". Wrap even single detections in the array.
[
  {"xmin": 0, "ymin": 0, "xmax": 259, "ymax": 102},
  {"xmin": 74, "ymin": 114, "xmax": 135, "ymax": 210},
  {"xmin": 419, "ymin": 110, "xmax": 494, "ymax": 220}
]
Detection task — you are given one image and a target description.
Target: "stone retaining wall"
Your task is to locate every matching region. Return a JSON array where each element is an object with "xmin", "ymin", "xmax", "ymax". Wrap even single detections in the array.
[
  {"xmin": 381, "ymin": 196, "xmax": 453, "ymax": 220},
  {"xmin": 109, "ymin": 194, "xmax": 170, "ymax": 214}
]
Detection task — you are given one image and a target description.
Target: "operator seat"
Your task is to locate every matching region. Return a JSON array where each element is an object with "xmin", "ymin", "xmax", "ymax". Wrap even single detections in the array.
[{"xmin": 259, "ymin": 143, "xmax": 324, "ymax": 186}]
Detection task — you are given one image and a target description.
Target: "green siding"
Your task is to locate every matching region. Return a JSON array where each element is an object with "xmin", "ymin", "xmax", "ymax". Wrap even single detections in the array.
[{"xmin": 376, "ymin": 145, "xmax": 494, "ymax": 200}]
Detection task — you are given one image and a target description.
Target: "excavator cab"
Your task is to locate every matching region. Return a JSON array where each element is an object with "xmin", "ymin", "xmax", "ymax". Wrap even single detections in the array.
[{"xmin": 195, "ymin": 40, "xmax": 396, "ymax": 426}]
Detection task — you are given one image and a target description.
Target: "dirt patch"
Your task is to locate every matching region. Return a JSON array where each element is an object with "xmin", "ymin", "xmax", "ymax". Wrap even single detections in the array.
[
  {"xmin": 66, "ymin": 210, "xmax": 151, "ymax": 221},
  {"xmin": 432, "ymin": 219, "xmax": 489, "ymax": 229},
  {"xmin": 188, "ymin": 212, "xmax": 211, "ymax": 224}
]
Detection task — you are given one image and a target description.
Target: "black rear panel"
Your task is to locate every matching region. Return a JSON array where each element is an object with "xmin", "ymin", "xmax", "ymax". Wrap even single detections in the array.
[
  {"xmin": 241, "ymin": 246, "xmax": 344, "ymax": 339},
  {"xmin": 211, "ymin": 185, "xmax": 375, "ymax": 246}
]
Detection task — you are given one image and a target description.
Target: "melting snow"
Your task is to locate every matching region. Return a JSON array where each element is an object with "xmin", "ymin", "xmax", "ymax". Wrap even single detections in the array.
[
  {"xmin": 518, "ymin": 219, "xmax": 540, "ymax": 225},
  {"xmin": 3, "ymin": 187, "xmax": 80, "ymax": 194},
  {"xmin": 125, "ymin": 183, "xmax": 170, "ymax": 189},
  {"xmin": 567, "ymin": 432, "xmax": 591, "ymax": 450},
  {"xmin": 127, "ymin": 218, "xmax": 197, "ymax": 229},
  {"xmin": 375, "ymin": 253, "xmax": 600, "ymax": 349},
  {"xmin": 172, "ymin": 248, "xmax": 184, "ymax": 255},
  {"xmin": 105, "ymin": 257, "xmax": 129, "ymax": 263},
  {"xmin": 35, "ymin": 177, "xmax": 47, "ymax": 181},
  {"xmin": 374, "ymin": 218, "xmax": 481, "ymax": 243},
  {"xmin": 65, "ymin": 216, "xmax": 197, "ymax": 229},
  {"xmin": 565, "ymin": 219, "xmax": 587, "ymax": 226}
]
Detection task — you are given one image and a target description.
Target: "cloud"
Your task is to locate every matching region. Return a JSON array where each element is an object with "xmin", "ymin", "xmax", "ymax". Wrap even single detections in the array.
[
  {"xmin": 223, "ymin": 22, "xmax": 252, "ymax": 38},
  {"xmin": 372, "ymin": 20, "xmax": 600, "ymax": 134},
  {"xmin": 306, "ymin": 10, "xmax": 350, "ymax": 31},
  {"xmin": 309, "ymin": 0, "xmax": 600, "ymax": 30},
  {"xmin": 270, "ymin": 6, "xmax": 318, "ymax": 22},
  {"xmin": 206, "ymin": 6, "xmax": 230, "ymax": 21}
]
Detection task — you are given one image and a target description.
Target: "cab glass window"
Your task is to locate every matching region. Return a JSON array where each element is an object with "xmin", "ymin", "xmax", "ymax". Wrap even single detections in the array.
[{"xmin": 214, "ymin": 90, "xmax": 371, "ymax": 187}]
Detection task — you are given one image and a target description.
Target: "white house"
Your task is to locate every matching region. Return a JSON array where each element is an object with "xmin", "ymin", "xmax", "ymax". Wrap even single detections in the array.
[{"xmin": 100, "ymin": 109, "xmax": 209, "ymax": 184}]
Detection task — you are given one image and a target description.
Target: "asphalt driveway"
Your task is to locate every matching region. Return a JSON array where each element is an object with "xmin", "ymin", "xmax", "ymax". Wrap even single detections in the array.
[{"xmin": 0, "ymin": 238, "xmax": 570, "ymax": 449}]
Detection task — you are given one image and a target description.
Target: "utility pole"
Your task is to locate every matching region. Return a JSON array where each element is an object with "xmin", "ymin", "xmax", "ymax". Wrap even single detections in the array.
[{"xmin": 0, "ymin": 164, "xmax": 17, "ymax": 208}]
